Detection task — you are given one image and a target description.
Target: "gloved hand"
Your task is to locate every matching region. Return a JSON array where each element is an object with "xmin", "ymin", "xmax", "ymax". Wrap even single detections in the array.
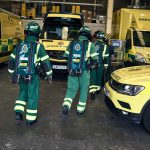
[
  {"xmin": 38, "ymin": 66, "xmax": 46, "ymax": 80},
  {"xmin": 45, "ymin": 75, "xmax": 52, "ymax": 84},
  {"xmin": 90, "ymin": 63, "xmax": 99, "ymax": 70},
  {"xmin": 94, "ymin": 63, "xmax": 99, "ymax": 69},
  {"xmin": 11, "ymin": 74, "xmax": 18, "ymax": 84}
]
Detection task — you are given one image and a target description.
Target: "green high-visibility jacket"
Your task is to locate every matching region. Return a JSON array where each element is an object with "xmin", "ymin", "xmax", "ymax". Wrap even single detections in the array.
[
  {"xmin": 64, "ymin": 36, "xmax": 98, "ymax": 70},
  {"xmin": 95, "ymin": 39, "xmax": 110, "ymax": 67},
  {"xmin": 8, "ymin": 35, "xmax": 52, "ymax": 77}
]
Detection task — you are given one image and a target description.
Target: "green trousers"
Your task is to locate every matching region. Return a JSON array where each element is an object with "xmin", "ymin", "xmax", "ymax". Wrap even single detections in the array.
[
  {"xmin": 63, "ymin": 70, "xmax": 90, "ymax": 113},
  {"xmin": 89, "ymin": 65, "xmax": 104, "ymax": 93},
  {"xmin": 14, "ymin": 75, "xmax": 40, "ymax": 122}
]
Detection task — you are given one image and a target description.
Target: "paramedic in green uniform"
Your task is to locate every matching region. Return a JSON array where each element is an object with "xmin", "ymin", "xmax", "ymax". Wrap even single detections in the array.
[
  {"xmin": 104, "ymin": 34, "xmax": 115, "ymax": 82},
  {"xmin": 62, "ymin": 26, "xmax": 98, "ymax": 116},
  {"xmin": 8, "ymin": 22, "xmax": 52, "ymax": 126},
  {"xmin": 89, "ymin": 31, "xmax": 110, "ymax": 100}
]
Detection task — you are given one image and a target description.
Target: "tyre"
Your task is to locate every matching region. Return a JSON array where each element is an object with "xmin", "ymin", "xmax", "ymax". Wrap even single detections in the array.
[{"xmin": 142, "ymin": 105, "xmax": 150, "ymax": 133}]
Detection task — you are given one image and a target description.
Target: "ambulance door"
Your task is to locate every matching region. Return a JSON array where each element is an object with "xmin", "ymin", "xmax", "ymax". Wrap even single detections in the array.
[{"xmin": 125, "ymin": 29, "xmax": 134, "ymax": 61}]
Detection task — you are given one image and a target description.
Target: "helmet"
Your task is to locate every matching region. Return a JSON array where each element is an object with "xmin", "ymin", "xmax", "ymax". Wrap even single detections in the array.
[
  {"xmin": 24, "ymin": 22, "xmax": 41, "ymax": 37},
  {"xmin": 80, "ymin": 26, "xmax": 91, "ymax": 34},
  {"xmin": 79, "ymin": 26, "xmax": 92, "ymax": 41},
  {"xmin": 95, "ymin": 31, "xmax": 105, "ymax": 40}
]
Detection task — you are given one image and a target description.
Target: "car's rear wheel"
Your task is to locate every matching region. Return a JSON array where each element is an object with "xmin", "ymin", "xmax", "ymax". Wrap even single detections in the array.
[{"xmin": 142, "ymin": 105, "xmax": 150, "ymax": 133}]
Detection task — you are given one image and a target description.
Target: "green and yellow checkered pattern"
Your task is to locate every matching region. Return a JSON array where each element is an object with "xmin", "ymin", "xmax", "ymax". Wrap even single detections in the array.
[{"xmin": 0, "ymin": 38, "xmax": 20, "ymax": 63}]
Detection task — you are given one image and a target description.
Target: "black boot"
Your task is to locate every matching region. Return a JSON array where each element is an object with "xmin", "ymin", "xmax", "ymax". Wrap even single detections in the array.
[
  {"xmin": 62, "ymin": 105, "xmax": 69, "ymax": 116},
  {"xmin": 62, "ymin": 105, "xmax": 69, "ymax": 120},
  {"xmin": 15, "ymin": 112, "xmax": 23, "ymax": 123},
  {"xmin": 96, "ymin": 89, "xmax": 101, "ymax": 94},
  {"xmin": 90, "ymin": 92, "xmax": 96, "ymax": 100},
  {"xmin": 26, "ymin": 119, "xmax": 37, "ymax": 127},
  {"xmin": 77, "ymin": 110, "xmax": 85, "ymax": 115}
]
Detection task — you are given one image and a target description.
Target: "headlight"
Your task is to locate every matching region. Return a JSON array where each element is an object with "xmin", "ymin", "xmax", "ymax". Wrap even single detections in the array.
[
  {"xmin": 118, "ymin": 84, "xmax": 145, "ymax": 96},
  {"xmin": 135, "ymin": 53, "xmax": 146, "ymax": 63}
]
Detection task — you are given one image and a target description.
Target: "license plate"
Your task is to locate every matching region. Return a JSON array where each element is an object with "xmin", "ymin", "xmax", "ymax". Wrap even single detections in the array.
[
  {"xmin": 52, "ymin": 65, "xmax": 67, "ymax": 70},
  {"xmin": 104, "ymin": 86, "xmax": 110, "ymax": 97}
]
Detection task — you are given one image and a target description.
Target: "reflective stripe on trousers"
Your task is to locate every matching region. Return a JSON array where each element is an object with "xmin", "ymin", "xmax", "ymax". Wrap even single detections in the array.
[
  {"xmin": 26, "ymin": 109, "xmax": 38, "ymax": 121},
  {"xmin": 14, "ymin": 100, "xmax": 26, "ymax": 112},
  {"xmin": 63, "ymin": 98, "xmax": 73, "ymax": 109},
  {"xmin": 89, "ymin": 85, "xmax": 100, "ymax": 93},
  {"xmin": 77, "ymin": 101, "xmax": 86, "ymax": 113}
]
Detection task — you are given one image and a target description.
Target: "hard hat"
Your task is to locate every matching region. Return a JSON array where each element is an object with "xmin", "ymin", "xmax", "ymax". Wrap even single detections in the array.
[
  {"xmin": 79, "ymin": 25, "xmax": 91, "ymax": 34},
  {"xmin": 24, "ymin": 21, "xmax": 41, "ymax": 36},
  {"xmin": 95, "ymin": 31, "xmax": 105, "ymax": 39},
  {"xmin": 79, "ymin": 26, "xmax": 92, "ymax": 41}
]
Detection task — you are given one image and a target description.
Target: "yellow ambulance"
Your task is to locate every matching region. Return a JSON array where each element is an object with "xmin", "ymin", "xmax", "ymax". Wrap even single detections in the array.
[
  {"xmin": 104, "ymin": 65, "xmax": 150, "ymax": 133},
  {"xmin": 112, "ymin": 9, "xmax": 150, "ymax": 65},
  {"xmin": 0, "ymin": 8, "xmax": 24, "ymax": 63},
  {"xmin": 40, "ymin": 13, "xmax": 84, "ymax": 70}
]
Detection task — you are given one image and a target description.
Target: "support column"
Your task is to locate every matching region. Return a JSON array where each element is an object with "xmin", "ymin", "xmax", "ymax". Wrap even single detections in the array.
[
  {"xmin": 106, "ymin": 0, "xmax": 114, "ymax": 34},
  {"xmin": 94, "ymin": 0, "xmax": 97, "ymax": 17}
]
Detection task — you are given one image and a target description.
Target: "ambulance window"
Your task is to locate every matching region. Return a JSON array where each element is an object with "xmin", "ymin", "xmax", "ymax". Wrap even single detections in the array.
[
  {"xmin": 41, "ymin": 25, "xmax": 79, "ymax": 40},
  {"xmin": 46, "ymin": 26, "xmax": 62, "ymax": 40},
  {"xmin": 125, "ymin": 31, "xmax": 131, "ymax": 49},
  {"xmin": 0, "ymin": 22, "xmax": 1, "ymax": 39},
  {"xmin": 133, "ymin": 31, "xmax": 150, "ymax": 47}
]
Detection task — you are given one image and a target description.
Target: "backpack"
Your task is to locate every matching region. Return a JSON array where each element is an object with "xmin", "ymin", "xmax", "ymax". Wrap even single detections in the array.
[
  {"xmin": 95, "ymin": 41, "xmax": 106, "ymax": 64},
  {"xmin": 15, "ymin": 41, "xmax": 40, "ymax": 77},
  {"xmin": 68, "ymin": 40, "xmax": 87, "ymax": 76}
]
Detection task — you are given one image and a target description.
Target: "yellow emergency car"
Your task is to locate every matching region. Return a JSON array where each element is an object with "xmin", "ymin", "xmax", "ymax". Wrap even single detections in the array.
[
  {"xmin": 104, "ymin": 65, "xmax": 150, "ymax": 133},
  {"xmin": 0, "ymin": 8, "xmax": 24, "ymax": 63}
]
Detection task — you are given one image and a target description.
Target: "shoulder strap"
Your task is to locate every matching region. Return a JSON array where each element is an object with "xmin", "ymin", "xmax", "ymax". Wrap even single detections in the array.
[
  {"xmin": 68, "ymin": 41, "xmax": 74, "ymax": 69},
  {"xmin": 15, "ymin": 44, "xmax": 21, "ymax": 75},
  {"xmin": 80, "ymin": 40, "xmax": 87, "ymax": 69},
  {"xmin": 86, "ymin": 41, "xmax": 91, "ymax": 60},
  {"xmin": 34, "ymin": 43, "xmax": 41, "ymax": 65},
  {"xmin": 28, "ymin": 42, "xmax": 36, "ymax": 75},
  {"xmin": 102, "ymin": 44, "xmax": 107, "ymax": 58}
]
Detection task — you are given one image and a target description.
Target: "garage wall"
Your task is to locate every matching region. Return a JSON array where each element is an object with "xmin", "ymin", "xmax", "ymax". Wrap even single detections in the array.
[
  {"xmin": 0, "ymin": 0, "xmax": 129, "ymax": 16},
  {"xmin": 1, "ymin": 0, "xmax": 129, "ymax": 34}
]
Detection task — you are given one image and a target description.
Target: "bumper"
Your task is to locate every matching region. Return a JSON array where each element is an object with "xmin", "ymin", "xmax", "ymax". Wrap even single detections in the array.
[
  {"xmin": 104, "ymin": 83, "xmax": 144, "ymax": 124},
  {"xmin": 104, "ymin": 96, "xmax": 142, "ymax": 124},
  {"xmin": 104, "ymin": 81, "xmax": 149, "ymax": 113}
]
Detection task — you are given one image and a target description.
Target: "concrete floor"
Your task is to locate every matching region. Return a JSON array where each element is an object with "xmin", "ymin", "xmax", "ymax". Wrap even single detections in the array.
[{"xmin": 0, "ymin": 63, "xmax": 150, "ymax": 150}]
